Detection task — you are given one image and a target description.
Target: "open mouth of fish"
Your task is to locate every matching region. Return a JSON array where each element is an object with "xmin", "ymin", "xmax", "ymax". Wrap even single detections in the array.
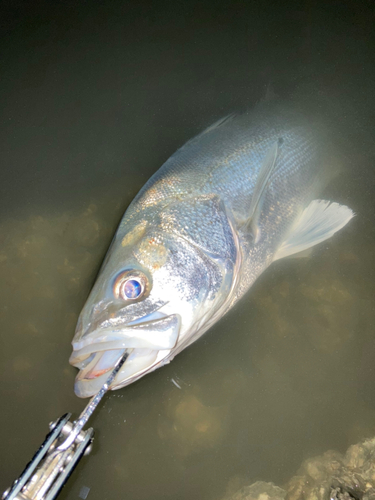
[{"xmin": 69, "ymin": 312, "xmax": 181, "ymax": 398}]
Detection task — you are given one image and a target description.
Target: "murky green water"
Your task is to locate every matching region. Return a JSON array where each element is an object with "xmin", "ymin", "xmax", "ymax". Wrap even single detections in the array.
[{"xmin": 1, "ymin": 2, "xmax": 375, "ymax": 500}]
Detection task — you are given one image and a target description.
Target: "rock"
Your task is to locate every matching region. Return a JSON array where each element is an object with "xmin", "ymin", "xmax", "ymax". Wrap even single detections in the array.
[
  {"xmin": 227, "ymin": 481, "xmax": 286, "ymax": 500},
  {"xmin": 228, "ymin": 438, "xmax": 375, "ymax": 500}
]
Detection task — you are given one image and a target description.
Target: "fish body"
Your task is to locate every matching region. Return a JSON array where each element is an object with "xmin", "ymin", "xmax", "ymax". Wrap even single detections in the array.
[{"xmin": 70, "ymin": 104, "xmax": 354, "ymax": 398}]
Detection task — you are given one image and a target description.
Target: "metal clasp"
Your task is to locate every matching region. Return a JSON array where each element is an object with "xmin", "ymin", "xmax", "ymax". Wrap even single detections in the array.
[
  {"xmin": 3, "ymin": 350, "xmax": 130, "ymax": 500},
  {"xmin": 2, "ymin": 414, "xmax": 93, "ymax": 500}
]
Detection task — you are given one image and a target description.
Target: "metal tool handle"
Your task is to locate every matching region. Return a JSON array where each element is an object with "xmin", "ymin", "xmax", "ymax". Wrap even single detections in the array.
[
  {"xmin": 2, "ymin": 414, "xmax": 94, "ymax": 500},
  {"xmin": 3, "ymin": 351, "xmax": 129, "ymax": 500}
]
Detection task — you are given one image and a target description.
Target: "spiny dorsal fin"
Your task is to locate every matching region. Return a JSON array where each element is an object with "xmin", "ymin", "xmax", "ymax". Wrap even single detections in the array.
[
  {"xmin": 176, "ymin": 113, "xmax": 236, "ymax": 154},
  {"xmin": 273, "ymin": 199, "xmax": 355, "ymax": 261},
  {"xmin": 200, "ymin": 113, "xmax": 236, "ymax": 136}
]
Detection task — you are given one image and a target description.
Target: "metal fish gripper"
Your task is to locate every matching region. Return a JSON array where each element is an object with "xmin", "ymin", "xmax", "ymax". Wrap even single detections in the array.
[{"xmin": 2, "ymin": 352, "xmax": 129, "ymax": 500}]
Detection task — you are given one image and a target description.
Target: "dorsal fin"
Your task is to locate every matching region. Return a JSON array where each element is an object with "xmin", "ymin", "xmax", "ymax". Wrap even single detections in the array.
[
  {"xmin": 177, "ymin": 113, "xmax": 236, "ymax": 153},
  {"xmin": 200, "ymin": 113, "xmax": 236, "ymax": 136}
]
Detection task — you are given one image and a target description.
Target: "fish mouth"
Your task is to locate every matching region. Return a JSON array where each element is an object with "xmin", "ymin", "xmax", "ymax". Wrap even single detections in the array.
[{"xmin": 70, "ymin": 313, "xmax": 181, "ymax": 398}]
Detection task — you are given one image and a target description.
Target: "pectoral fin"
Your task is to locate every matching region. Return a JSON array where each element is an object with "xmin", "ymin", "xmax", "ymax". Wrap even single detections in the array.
[
  {"xmin": 273, "ymin": 200, "xmax": 354, "ymax": 261},
  {"xmin": 245, "ymin": 138, "xmax": 282, "ymax": 243}
]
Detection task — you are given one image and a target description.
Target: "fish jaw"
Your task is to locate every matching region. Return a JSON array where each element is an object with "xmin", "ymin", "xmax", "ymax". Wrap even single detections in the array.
[{"xmin": 70, "ymin": 313, "xmax": 181, "ymax": 398}]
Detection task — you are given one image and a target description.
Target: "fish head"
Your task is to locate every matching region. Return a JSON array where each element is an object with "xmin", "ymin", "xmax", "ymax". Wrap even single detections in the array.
[{"xmin": 70, "ymin": 208, "xmax": 236, "ymax": 398}]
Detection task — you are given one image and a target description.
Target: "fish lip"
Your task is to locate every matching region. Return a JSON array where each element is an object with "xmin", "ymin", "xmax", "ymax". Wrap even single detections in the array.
[
  {"xmin": 69, "ymin": 341, "xmax": 129, "ymax": 366},
  {"xmin": 70, "ymin": 313, "xmax": 181, "ymax": 397},
  {"xmin": 73, "ymin": 349, "xmax": 172, "ymax": 398},
  {"xmin": 70, "ymin": 313, "xmax": 180, "ymax": 361},
  {"xmin": 75, "ymin": 300, "xmax": 169, "ymax": 342}
]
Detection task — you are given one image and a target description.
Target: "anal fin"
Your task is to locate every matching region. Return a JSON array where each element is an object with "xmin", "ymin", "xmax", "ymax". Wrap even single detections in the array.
[
  {"xmin": 285, "ymin": 247, "xmax": 313, "ymax": 259},
  {"xmin": 273, "ymin": 200, "xmax": 354, "ymax": 261}
]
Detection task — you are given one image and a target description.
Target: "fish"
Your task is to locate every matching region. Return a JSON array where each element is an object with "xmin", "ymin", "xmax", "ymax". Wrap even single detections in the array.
[{"xmin": 69, "ymin": 103, "xmax": 354, "ymax": 398}]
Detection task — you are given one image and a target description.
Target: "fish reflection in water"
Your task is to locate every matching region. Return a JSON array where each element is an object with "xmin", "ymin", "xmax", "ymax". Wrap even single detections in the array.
[{"xmin": 69, "ymin": 103, "xmax": 354, "ymax": 398}]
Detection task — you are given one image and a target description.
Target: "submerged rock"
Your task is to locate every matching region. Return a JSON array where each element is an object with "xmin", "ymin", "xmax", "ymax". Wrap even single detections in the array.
[
  {"xmin": 227, "ymin": 437, "xmax": 375, "ymax": 500},
  {"xmin": 285, "ymin": 438, "xmax": 375, "ymax": 500},
  {"xmin": 158, "ymin": 393, "xmax": 227, "ymax": 457},
  {"xmin": 224, "ymin": 484, "xmax": 287, "ymax": 500},
  {"xmin": 227, "ymin": 481, "xmax": 286, "ymax": 500}
]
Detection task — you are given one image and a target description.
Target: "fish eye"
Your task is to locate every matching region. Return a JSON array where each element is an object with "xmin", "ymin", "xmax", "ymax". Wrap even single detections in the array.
[
  {"xmin": 123, "ymin": 279, "xmax": 142, "ymax": 299},
  {"xmin": 113, "ymin": 270, "xmax": 148, "ymax": 301}
]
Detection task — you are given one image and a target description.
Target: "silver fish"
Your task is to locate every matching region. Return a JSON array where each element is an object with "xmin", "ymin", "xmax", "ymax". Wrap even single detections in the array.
[{"xmin": 69, "ymin": 104, "xmax": 354, "ymax": 398}]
